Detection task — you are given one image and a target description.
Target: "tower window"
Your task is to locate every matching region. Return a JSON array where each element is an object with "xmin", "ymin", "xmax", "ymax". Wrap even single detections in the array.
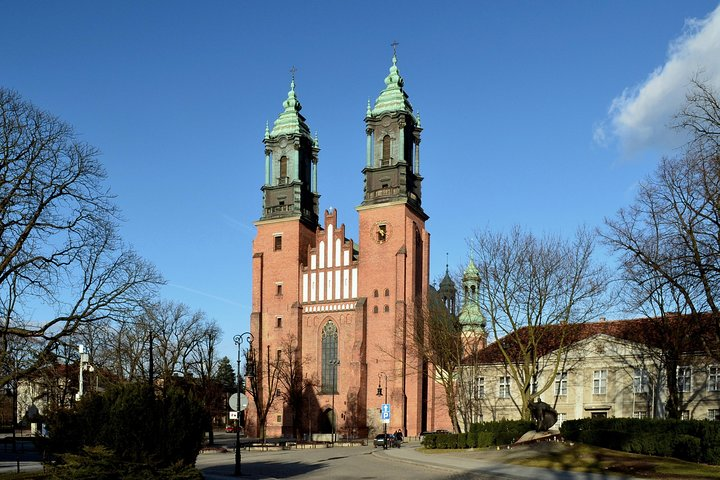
[
  {"xmin": 274, "ymin": 235, "xmax": 282, "ymax": 251},
  {"xmin": 373, "ymin": 289, "xmax": 379, "ymax": 298},
  {"xmin": 276, "ymin": 317, "xmax": 283, "ymax": 328},
  {"xmin": 279, "ymin": 156, "xmax": 288, "ymax": 184},
  {"xmin": 373, "ymin": 306, "xmax": 379, "ymax": 314},
  {"xmin": 383, "ymin": 305, "xmax": 389, "ymax": 313},
  {"xmin": 377, "ymin": 224, "xmax": 387, "ymax": 243},
  {"xmin": 382, "ymin": 135, "xmax": 391, "ymax": 165},
  {"xmin": 276, "ymin": 284, "xmax": 283, "ymax": 296},
  {"xmin": 384, "ymin": 288, "xmax": 390, "ymax": 297}
]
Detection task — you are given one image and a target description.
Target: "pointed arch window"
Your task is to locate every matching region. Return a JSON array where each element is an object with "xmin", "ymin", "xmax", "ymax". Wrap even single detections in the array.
[
  {"xmin": 279, "ymin": 156, "xmax": 288, "ymax": 184},
  {"xmin": 321, "ymin": 321, "xmax": 339, "ymax": 393},
  {"xmin": 381, "ymin": 135, "xmax": 391, "ymax": 166}
]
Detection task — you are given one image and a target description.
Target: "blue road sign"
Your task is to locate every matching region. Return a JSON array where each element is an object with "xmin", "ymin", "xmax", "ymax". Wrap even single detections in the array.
[{"xmin": 381, "ymin": 403, "xmax": 391, "ymax": 421}]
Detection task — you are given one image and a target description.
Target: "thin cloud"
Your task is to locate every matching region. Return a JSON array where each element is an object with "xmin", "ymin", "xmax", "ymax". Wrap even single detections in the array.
[
  {"xmin": 168, "ymin": 283, "xmax": 247, "ymax": 308},
  {"xmin": 599, "ymin": 4, "xmax": 720, "ymax": 156}
]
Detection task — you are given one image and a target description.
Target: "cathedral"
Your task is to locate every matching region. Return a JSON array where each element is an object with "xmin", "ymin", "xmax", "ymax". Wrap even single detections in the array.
[{"xmin": 247, "ymin": 53, "xmax": 460, "ymax": 439}]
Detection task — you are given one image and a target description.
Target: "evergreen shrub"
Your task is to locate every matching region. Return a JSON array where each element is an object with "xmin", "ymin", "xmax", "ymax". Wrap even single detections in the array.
[
  {"xmin": 46, "ymin": 383, "xmax": 207, "ymax": 470},
  {"xmin": 561, "ymin": 418, "xmax": 720, "ymax": 464}
]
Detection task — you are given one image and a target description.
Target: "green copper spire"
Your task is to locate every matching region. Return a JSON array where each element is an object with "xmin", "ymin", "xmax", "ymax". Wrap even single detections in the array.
[
  {"xmin": 372, "ymin": 52, "xmax": 413, "ymax": 116},
  {"xmin": 270, "ymin": 77, "xmax": 311, "ymax": 138},
  {"xmin": 264, "ymin": 121, "xmax": 270, "ymax": 140},
  {"xmin": 459, "ymin": 259, "xmax": 485, "ymax": 332},
  {"xmin": 366, "ymin": 98, "xmax": 372, "ymax": 117}
]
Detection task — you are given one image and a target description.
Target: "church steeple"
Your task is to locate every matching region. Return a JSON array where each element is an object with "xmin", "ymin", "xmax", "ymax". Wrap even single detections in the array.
[
  {"xmin": 361, "ymin": 50, "xmax": 425, "ymax": 218},
  {"xmin": 459, "ymin": 259, "xmax": 487, "ymax": 349},
  {"xmin": 261, "ymin": 74, "xmax": 319, "ymax": 227},
  {"xmin": 438, "ymin": 254, "xmax": 457, "ymax": 314}
]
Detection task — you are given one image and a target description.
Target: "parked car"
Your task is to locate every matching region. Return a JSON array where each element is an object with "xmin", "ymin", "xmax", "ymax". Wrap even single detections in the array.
[
  {"xmin": 225, "ymin": 424, "xmax": 244, "ymax": 434},
  {"xmin": 373, "ymin": 433, "xmax": 396, "ymax": 448}
]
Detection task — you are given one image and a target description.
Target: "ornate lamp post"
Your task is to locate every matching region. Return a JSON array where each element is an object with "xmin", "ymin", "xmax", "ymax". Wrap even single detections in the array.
[
  {"xmin": 233, "ymin": 332, "xmax": 254, "ymax": 477},
  {"xmin": 329, "ymin": 358, "xmax": 340, "ymax": 445},
  {"xmin": 376, "ymin": 372, "xmax": 388, "ymax": 449}
]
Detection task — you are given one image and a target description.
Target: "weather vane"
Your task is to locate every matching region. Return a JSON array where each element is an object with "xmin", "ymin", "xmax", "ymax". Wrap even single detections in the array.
[{"xmin": 391, "ymin": 41, "xmax": 399, "ymax": 56}]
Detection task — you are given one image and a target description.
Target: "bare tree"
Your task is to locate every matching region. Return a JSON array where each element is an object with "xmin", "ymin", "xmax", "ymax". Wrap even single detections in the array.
[
  {"xmin": 0, "ymin": 88, "xmax": 162, "ymax": 388},
  {"xmin": 275, "ymin": 334, "xmax": 307, "ymax": 439},
  {"xmin": 246, "ymin": 344, "xmax": 281, "ymax": 442},
  {"xmin": 412, "ymin": 294, "xmax": 464, "ymax": 432},
  {"xmin": 469, "ymin": 226, "xmax": 610, "ymax": 419}
]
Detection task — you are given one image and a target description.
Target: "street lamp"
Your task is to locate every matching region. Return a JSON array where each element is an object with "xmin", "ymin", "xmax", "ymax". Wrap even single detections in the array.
[
  {"xmin": 329, "ymin": 358, "xmax": 340, "ymax": 445},
  {"xmin": 376, "ymin": 372, "xmax": 388, "ymax": 449},
  {"xmin": 233, "ymin": 332, "xmax": 254, "ymax": 477}
]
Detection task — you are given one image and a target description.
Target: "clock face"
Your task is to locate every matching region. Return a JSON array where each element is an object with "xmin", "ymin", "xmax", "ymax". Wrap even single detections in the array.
[{"xmin": 373, "ymin": 222, "xmax": 391, "ymax": 244}]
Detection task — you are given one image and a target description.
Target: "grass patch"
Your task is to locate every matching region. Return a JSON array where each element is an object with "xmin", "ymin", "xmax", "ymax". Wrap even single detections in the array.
[{"xmin": 509, "ymin": 442, "xmax": 720, "ymax": 479}]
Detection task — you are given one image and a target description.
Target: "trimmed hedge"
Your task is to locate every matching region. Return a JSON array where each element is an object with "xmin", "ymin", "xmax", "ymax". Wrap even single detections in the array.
[
  {"xmin": 422, "ymin": 420, "xmax": 534, "ymax": 449},
  {"xmin": 560, "ymin": 418, "xmax": 720, "ymax": 464}
]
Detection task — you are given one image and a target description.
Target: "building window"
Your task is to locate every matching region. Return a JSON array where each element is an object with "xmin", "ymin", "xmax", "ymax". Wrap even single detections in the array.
[
  {"xmin": 276, "ymin": 349, "xmax": 282, "ymax": 361},
  {"xmin": 279, "ymin": 156, "xmax": 288, "ymax": 183},
  {"xmin": 476, "ymin": 377, "xmax": 485, "ymax": 399},
  {"xmin": 591, "ymin": 412, "xmax": 608, "ymax": 419},
  {"xmin": 555, "ymin": 413, "xmax": 566, "ymax": 428},
  {"xmin": 384, "ymin": 288, "xmax": 390, "ymax": 296},
  {"xmin": 708, "ymin": 409, "xmax": 720, "ymax": 421},
  {"xmin": 678, "ymin": 366, "xmax": 692, "ymax": 393},
  {"xmin": 382, "ymin": 135, "xmax": 391, "ymax": 164},
  {"xmin": 593, "ymin": 369, "xmax": 607, "ymax": 395},
  {"xmin": 633, "ymin": 411, "xmax": 648, "ymax": 419},
  {"xmin": 373, "ymin": 306, "xmax": 378, "ymax": 314},
  {"xmin": 708, "ymin": 366, "xmax": 720, "ymax": 392},
  {"xmin": 276, "ymin": 284, "xmax": 283, "ymax": 296},
  {"xmin": 383, "ymin": 305, "xmax": 389, "ymax": 313},
  {"xmin": 555, "ymin": 372, "xmax": 568, "ymax": 396},
  {"xmin": 499, "ymin": 376, "xmax": 511, "ymax": 399},
  {"xmin": 377, "ymin": 224, "xmax": 387, "ymax": 243},
  {"xmin": 274, "ymin": 235, "xmax": 282, "ymax": 251},
  {"xmin": 276, "ymin": 317, "xmax": 282, "ymax": 328},
  {"xmin": 681, "ymin": 410, "xmax": 691, "ymax": 420},
  {"xmin": 277, "ymin": 415, "xmax": 282, "ymax": 423},
  {"xmin": 373, "ymin": 289, "xmax": 379, "ymax": 297},
  {"xmin": 634, "ymin": 368, "xmax": 649, "ymax": 393},
  {"xmin": 321, "ymin": 321, "xmax": 339, "ymax": 394}
]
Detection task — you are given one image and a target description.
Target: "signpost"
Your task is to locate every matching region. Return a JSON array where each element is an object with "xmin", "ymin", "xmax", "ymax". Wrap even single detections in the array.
[
  {"xmin": 381, "ymin": 403, "xmax": 391, "ymax": 424},
  {"xmin": 229, "ymin": 393, "xmax": 249, "ymax": 412}
]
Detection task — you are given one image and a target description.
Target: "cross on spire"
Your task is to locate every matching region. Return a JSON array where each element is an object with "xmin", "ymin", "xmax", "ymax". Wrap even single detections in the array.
[
  {"xmin": 290, "ymin": 65, "xmax": 297, "ymax": 80},
  {"xmin": 391, "ymin": 41, "xmax": 399, "ymax": 57}
]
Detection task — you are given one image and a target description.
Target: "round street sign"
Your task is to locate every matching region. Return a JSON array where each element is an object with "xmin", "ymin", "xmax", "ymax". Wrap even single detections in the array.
[{"xmin": 229, "ymin": 393, "xmax": 249, "ymax": 412}]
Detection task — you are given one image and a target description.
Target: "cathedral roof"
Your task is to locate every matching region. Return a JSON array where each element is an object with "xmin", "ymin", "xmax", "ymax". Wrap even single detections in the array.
[
  {"xmin": 270, "ymin": 78, "xmax": 311, "ymax": 138},
  {"xmin": 371, "ymin": 53, "xmax": 414, "ymax": 116}
]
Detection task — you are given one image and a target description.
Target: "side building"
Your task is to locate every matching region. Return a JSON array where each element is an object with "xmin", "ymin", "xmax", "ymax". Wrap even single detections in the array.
[{"xmin": 463, "ymin": 316, "xmax": 720, "ymax": 428}]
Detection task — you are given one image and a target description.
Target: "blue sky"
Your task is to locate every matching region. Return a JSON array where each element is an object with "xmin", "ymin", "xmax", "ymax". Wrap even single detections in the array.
[{"xmin": 2, "ymin": 1, "xmax": 720, "ymax": 361}]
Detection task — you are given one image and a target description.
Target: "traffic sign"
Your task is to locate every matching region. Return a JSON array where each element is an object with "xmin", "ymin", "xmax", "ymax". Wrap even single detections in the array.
[
  {"xmin": 229, "ymin": 393, "xmax": 249, "ymax": 411},
  {"xmin": 381, "ymin": 403, "xmax": 391, "ymax": 424}
]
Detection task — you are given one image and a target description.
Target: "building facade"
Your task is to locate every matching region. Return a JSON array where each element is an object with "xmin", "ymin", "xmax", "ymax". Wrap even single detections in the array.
[
  {"xmin": 462, "ymin": 318, "xmax": 720, "ymax": 430},
  {"xmin": 247, "ymin": 54, "xmax": 453, "ymax": 439}
]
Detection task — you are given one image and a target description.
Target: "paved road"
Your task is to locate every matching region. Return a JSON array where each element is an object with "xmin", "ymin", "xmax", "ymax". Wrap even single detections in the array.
[{"xmin": 197, "ymin": 440, "xmax": 637, "ymax": 480}]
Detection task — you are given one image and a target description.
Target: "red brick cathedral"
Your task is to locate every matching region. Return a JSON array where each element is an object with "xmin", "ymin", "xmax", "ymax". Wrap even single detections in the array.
[{"xmin": 248, "ymin": 54, "xmax": 451, "ymax": 439}]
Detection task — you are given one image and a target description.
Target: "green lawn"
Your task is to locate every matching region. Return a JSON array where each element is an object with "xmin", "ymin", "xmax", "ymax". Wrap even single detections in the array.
[{"xmin": 506, "ymin": 442, "xmax": 720, "ymax": 479}]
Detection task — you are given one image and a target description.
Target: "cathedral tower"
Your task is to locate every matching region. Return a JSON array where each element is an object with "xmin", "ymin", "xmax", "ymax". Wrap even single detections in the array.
[
  {"xmin": 250, "ymin": 78, "xmax": 319, "ymax": 434},
  {"xmin": 357, "ymin": 52, "xmax": 431, "ymax": 435}
]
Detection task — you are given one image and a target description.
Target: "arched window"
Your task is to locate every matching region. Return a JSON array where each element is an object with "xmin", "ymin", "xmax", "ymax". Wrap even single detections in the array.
[
  {"xmin": 373, "ymin": 306, "xmax": 379, "ymax": 314},
  {"xmin": 373, "ymin": 289, "xmax": 379, "ymax": 298},
  {"xmin": 384, "ymin": 288, "xmax": 390, "ymax": 297},
  {"xmin": 321, "ymin": 321, "xmax": 339, "ymax": 393},
  {"xmin": 279, "ymin": 156, "xmax": 288, "ymax": 184},
  {"xmin": 384, "ymin": 305, "xmax": 389, "ymax": 313},
  {"xmin": 382, "ymin": 135, "xmax": 391, "ymax": 165}
]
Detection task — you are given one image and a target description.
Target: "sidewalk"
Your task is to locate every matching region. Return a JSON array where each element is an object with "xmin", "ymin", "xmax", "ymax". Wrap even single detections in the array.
[{"xmin": 375, "ymin": 442, "xmax": 642, "ymax": 480}]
